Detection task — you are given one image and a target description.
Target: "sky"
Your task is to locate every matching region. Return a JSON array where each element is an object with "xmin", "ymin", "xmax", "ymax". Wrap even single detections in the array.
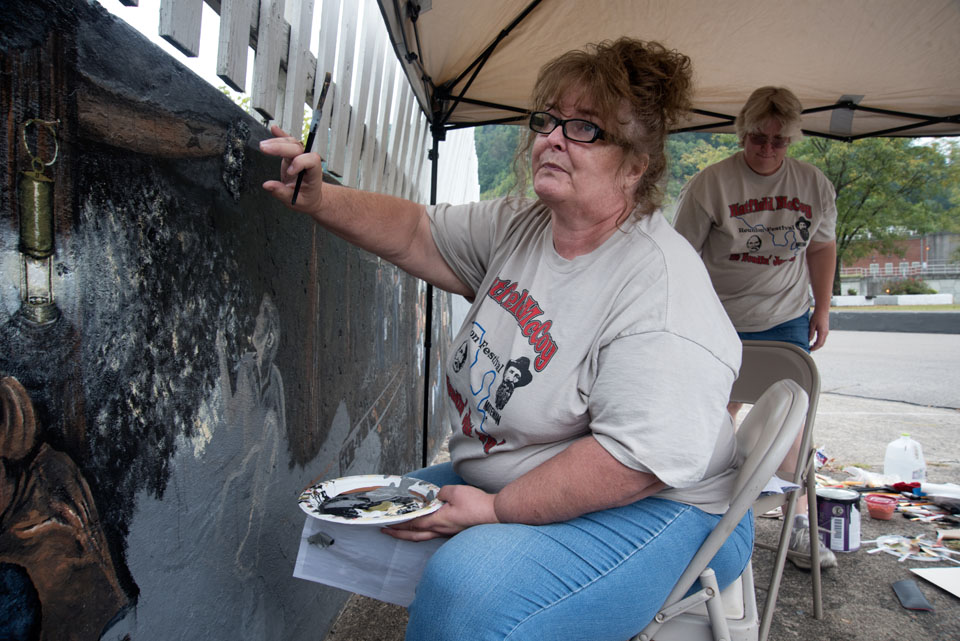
[{"xmin": 97, "ymin": 0, "xmax": 241, "ymax": 94}]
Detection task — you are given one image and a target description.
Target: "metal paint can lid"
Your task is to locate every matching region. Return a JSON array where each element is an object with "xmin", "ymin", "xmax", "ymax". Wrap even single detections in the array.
[{"xmin": 816, "ymin": 488, "xmax": 860, "ymax": 503}]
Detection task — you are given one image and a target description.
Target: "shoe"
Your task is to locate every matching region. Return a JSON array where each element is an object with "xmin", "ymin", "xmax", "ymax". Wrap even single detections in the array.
[
  {"xmin": 787, "ymin": 515, "xmax": 838, "ymax": 570},
  {"xmin": 759, "ymin": 506, "xmax": 783, "ymax": 519}
]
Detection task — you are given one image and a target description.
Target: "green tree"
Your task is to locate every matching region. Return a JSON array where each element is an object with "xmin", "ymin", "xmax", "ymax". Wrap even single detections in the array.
[
  {"xmin": 789, "ymin": 137, "xmax": 956, "ymax": 294},
  {"xmin": 218, "ymin": 85, "xmax": 311, "ymax": 140},
  {"xmin": 665, "ymin": 132, "xmax": 738, "ymax": 204},
  {"xmin": 475, "ymin": 124, "xmax": 524, "ymax": 198}
]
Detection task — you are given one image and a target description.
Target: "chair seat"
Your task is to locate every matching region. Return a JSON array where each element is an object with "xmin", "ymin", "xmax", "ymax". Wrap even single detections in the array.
[
  {"xmin": 755, "ymin": 492, "xmax": 789, "ymax": 515},
  {"xmin": 648, "ymin": 562, "xmax": 758, "ymax": 641}
]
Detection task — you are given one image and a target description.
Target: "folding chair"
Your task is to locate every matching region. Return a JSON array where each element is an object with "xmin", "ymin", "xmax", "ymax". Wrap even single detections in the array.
[
  {"xmin": 731, "ymin": 340, "xmax": 823, "ymax": 641},
  {"xmin": 634, "ymin": 378, "xmax": 809, "ymax": 641}
]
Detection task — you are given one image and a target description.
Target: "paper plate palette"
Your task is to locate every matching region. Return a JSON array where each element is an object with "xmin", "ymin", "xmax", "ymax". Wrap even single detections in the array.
[{"xmin": 298, "ymin": 474, "xmax": 443, "ymax": 525}]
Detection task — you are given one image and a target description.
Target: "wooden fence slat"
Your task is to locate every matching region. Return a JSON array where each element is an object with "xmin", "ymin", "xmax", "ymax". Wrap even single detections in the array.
[
  {"xmin": 251, "ymin": 0, "xmax": 285, "ymax": 119},
  {"xmin": 373, "ymin": 65, "xmax": 397, "ymax": 194},
  {"xmin": 395, "ymin": 87, "xmax": 417, "ymax": 197},
  {"xmin": 327, "ymin": 0, "xmax": 358, "ymax": 177},
  {"xmin": 216, "ymin": 0, "xmax": 253, "ymax": 92},
  {"xmin": 360, "ymin": 21, "xmax": 385, "ymax": 191},
  {"xmin": 408, "ymin": 114, "xmax": 428, "ymax": 201},
  {"xmin": 410, "ymin": 122, "xmax": 429, "ymax": 202},
  {"xmin": 395, "ymin": 88, "xmax": 416, "ymax": 197},
  {"xmin": 312, "ymin": 0, "xmax": 339, "ymax": 103},
  {"xmin": 386, "ymin": 87, "xmax": 411, "ymax": 196},
  {"xmin": 313, "ymin": 80, "xmax": 336, "ymax": 167},
  {"xmin": 343, "ymin": 10, "xmax": 377, "ymax": 187},
  {"xmin": 403, "ymin": 109, "xmax": 419, "ymax": 200},
  {"xmin": 159, "ymin": 0, "xmax": 203, "ymax": 57},
  {"xmin": 312, "ymin": 0, "xmax": 339, "ymax": 163},
  {"xmin": 281, "ymin": 0, "xmax": 315, "ymax": 137}
]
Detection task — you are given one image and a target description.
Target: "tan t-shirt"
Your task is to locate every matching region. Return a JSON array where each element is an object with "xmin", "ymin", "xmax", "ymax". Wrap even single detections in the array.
[
  {"xmin": 428, "ymin": 198, "xmax": 742, "ymax": 514},
  {"xmin": 673, "ymin": 152, "xmax": 837, "ymax": 332}
]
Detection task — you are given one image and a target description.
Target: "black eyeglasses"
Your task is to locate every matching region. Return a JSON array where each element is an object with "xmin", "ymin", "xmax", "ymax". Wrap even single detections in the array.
[
  {"xmin": 529, "ymin": 111, "xmax": 606, "ymax": 143},
  {"xmin": 746, "ymin": 133, "xmax": 790, "ymax": 149}
]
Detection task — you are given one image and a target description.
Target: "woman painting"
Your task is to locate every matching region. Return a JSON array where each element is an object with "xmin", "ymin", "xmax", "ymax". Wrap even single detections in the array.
[{"xmin": 261, "ymin": 37, "xmax": 750, "ymax": 641}]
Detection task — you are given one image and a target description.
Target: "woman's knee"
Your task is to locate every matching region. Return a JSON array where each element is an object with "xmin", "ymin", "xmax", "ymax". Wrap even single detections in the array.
[{"xmin": 407, "ymin": 525, "xmax": 527, "ymax": 640}]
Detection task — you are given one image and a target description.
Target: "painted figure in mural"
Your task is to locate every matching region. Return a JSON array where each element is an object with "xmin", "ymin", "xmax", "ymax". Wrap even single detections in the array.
[
  {"xmin": 215, "ymin": 293, "xmax": 285, "ymax": 576},
  {"xmin": 672, "ymin": 86, "xmax": 839, "ymax": 569},
  {"xmin": 0, "ymin": 375, "xmax": 128, "ymax": 640},
  {"xmin": 0, "ymin": 562, "xmax": 41, "ymax": 640},
  {"xmin": 262, "ymin": 38, "xmax": 750, "ymax": 640}
]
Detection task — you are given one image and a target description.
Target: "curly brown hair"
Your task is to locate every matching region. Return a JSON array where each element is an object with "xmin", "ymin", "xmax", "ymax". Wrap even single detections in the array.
[{"xmin": 515, "ymin": 38, "xmax": 692, "ymax": 217}]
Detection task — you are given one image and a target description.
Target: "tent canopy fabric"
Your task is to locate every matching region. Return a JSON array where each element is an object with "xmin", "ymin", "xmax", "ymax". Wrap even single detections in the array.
[{"xmin": 376, "ymin": 0, "xmax": 960, "ymax": 141}]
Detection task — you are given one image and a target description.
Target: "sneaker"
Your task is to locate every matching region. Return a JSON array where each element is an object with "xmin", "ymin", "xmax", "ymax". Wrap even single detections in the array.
[{"xmin": 787, "ymin": 515, "xmax": 838, "ymax": 570}]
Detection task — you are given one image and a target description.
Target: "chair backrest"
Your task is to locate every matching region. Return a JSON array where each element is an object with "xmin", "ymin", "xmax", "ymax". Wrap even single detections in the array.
[
  {"xmin": 730, "ymin": 341, "xmax": 819, "ymax": 406},
  {"xmin": 730, "ymin": 340, "xmax": 820, "ymax": 486},
  {"xmin": 732, "ymin": 379, "xmax": 809, "ymax": 499},
  {"xmin": 644, "ymin": 379, "xmax": 809, "ymax": 626}
]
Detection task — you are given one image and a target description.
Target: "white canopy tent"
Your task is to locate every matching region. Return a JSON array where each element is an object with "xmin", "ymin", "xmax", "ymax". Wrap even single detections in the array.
[{"xmin": 375, "ymin": 0, "xmax": 960, "ymax": 142}]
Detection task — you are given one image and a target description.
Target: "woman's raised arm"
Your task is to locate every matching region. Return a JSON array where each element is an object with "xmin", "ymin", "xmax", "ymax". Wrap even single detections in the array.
[{"xmin": 260, "ymin": 125, "xmax": 472, "ymax": 297}]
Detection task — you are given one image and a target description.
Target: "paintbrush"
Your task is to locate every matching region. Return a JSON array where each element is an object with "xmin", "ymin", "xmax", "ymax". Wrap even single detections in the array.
[{"xmin": 292, "ymin": 71, "xmax": 332, "ymax": 205}]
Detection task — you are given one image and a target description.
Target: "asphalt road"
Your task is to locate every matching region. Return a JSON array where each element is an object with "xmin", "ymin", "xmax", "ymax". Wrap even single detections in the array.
[{"xmin": 811, "ymin": 330, "xmax": 960, "ymax": 409}]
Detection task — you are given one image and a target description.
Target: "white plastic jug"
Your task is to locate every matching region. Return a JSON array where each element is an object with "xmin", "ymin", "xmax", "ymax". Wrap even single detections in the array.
[{"xmin": 883, "ymin": 433, "xmax": 926, "ymax": 482}]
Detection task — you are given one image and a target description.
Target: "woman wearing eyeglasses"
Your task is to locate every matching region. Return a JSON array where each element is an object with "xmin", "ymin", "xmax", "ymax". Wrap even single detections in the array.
[
  {"xmin": 673, "ymin": 87, "xmax": 838, "ymax": 357},
  {"xmin": 262, "ymin": 38, "xmax": 750, "ymax": 640},
  {"xmin": 673, "ymin": 87, "xmax": 839, "ymax": 571}
]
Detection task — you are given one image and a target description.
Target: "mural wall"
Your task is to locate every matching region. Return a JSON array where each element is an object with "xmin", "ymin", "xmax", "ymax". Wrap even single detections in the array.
[{"xmin": 0, "ymin": 1, "xmax": 452, "ymax": 639}]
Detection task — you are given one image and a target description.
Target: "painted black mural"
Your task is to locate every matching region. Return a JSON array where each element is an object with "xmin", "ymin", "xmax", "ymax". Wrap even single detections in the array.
[{"xmin": 0, "ymin": 1, "xmax": 452, "ymax": 640}]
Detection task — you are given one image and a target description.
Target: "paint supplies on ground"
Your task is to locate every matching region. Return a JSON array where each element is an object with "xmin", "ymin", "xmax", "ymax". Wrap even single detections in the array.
[
  {"xmin": 864, "ymin": 494, "xmax": 898, "ymax": 520},
  {"xmin": 864, "ymin": 534, "xmax": 960, "ymax": 564},
  {"xmin": 839, "ymin": 466, "xmax": 899, "ymax": 488},
  {"xmin": 883, "ymin": 433, "xmax": 926, "ymax": 482},
  {"xmin": 816, "ymin": 487, "xmax": 861, "ymax": 552}
]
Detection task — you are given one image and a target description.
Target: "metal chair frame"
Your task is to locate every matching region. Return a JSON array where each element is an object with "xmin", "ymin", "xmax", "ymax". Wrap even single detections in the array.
[
  {"xmin": 731, "ymin": 340, "xmax": 824, "ymax": 641},
  {"xmin": 634, "ymin": 378, "xmax": 809, "ymax": 641}
]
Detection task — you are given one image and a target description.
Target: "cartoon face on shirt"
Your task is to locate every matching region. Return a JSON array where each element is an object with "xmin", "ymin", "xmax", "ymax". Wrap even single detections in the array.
[
  {"xmin": 493, "ymin": 356, "xmax": 534, "ymax": 411},
  {"xmin": 746, "ymin": 235, "xmax": 762, "ymax": 253},
  {"xmin": 453, "ymin": 341, "xmax": 468, "ymax": 373}
]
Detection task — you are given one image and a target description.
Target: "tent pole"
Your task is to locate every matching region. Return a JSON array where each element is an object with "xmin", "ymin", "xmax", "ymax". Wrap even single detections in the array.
[{"xmin": 421, "ymin": 128, "xmax": 441, "ymax": 468}]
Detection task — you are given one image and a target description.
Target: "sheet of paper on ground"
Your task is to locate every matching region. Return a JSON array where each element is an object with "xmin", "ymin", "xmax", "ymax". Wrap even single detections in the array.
[
  {"xmin": 294, "ymin": 516, "xmax": 445, "ymax": 606},
  {"xmin": 910, "ymin": 567, "xmax": 960, "ymax": 599}
]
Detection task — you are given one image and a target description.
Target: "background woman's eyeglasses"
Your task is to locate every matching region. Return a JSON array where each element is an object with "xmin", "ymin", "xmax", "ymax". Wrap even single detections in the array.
[
  {"xmin": 746, "ymin": 133, "xmax": 790, "ymax": 149},
  {"xmin": 529, "ymin": 111, "xmax": 605, "ymax": 143}
]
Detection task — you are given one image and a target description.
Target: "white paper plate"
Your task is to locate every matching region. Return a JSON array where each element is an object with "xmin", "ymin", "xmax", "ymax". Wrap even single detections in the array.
[{"xmin": 298, "ymin": 474, "xmax": 443, "ymax": 525}]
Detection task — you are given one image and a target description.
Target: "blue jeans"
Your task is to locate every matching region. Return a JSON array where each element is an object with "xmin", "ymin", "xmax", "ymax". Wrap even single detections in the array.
[
  {"xmin": 737, "ymin": 312, "xmax": 810, "ymax": 353},
  {"xmin": 405, "ymin": 463, "xmax": 754, "ymax": 641}
]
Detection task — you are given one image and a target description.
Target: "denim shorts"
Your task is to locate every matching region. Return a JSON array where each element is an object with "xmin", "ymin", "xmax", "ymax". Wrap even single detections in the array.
[
  {"xmin": 737, "ymin": 312, "xmax": 810, "ymax": 353},
  {"xmin": 404, "ymin": 463, "xmax": 753, "ymax": 641}
]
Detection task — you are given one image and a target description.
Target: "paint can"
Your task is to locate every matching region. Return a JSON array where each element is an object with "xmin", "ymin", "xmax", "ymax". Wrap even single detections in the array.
[{"xmin": 816, "ymin": 488, "xmax": 861, "ymax": 552}]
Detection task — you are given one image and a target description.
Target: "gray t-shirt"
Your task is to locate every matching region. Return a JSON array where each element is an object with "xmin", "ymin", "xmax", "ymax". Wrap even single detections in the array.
[
  {"xmin": 428, "ymin": 198, "xmax": 742, "ymax": 513},
  {"xmin": 673, "ymin": 152, "xmax": 838, "ymax": 332}
]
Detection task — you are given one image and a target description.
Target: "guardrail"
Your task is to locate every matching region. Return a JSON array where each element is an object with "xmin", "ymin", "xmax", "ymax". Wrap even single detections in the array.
[{"xmin": 840, "ymin": 261, "xmax": 960, "ymax": 279}]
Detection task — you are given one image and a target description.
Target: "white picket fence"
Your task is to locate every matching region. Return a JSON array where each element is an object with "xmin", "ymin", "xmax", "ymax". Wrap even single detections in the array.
[{"xmin": 140, "ymin": 0, "xmax": 432, "ymax": 200}]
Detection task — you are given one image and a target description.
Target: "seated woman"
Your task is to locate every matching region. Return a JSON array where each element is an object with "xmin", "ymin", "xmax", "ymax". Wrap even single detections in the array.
[{"xmin": 261, "ymin": 37, "xmax": 750, "ymax": 641}]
